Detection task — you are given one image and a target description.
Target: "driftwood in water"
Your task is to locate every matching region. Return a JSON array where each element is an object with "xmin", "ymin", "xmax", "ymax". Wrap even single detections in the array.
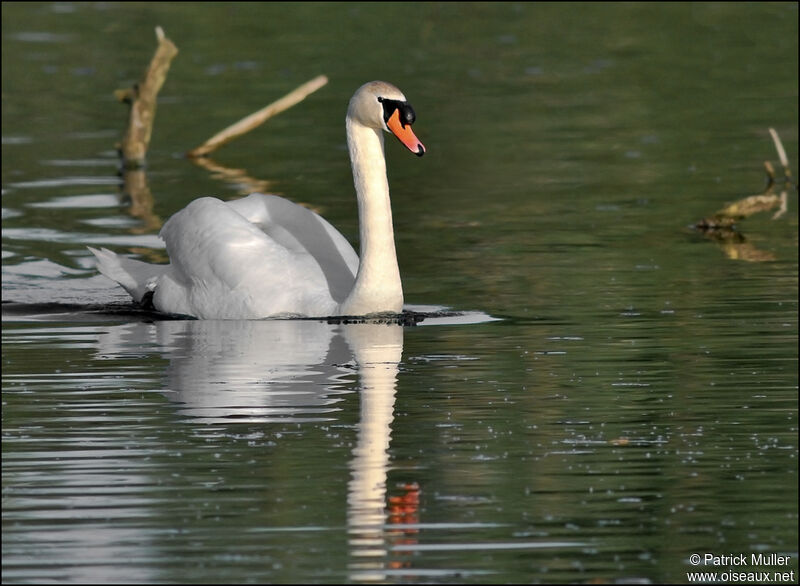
[
  {"xmin": 116, "ymin": 27, "xmax": 178, "ymax": 168},
  {"xmin": 693, "ymin": 128, "xmax": 795, "ymax": 262},
  {"xmin": 707, "ymin": 128, "xmax": 792, "ymax": 225},
  {"xmin": 695, "ymin": 127, "xmax": 794, "ymax": 230},
  {"xmin": 187, "ymin": 75, "xmax": 328, "ymax": 158},
  {"xmin": 700, "ymin": 127, "xmax": 793, "ymax": 227},
  {"xmin": 768, "ymin": 127, "xmax": 792, "ymax": 185},
  {"xmin": 112, "ymin": 30, "xmax": 328, "ymax": 230}
]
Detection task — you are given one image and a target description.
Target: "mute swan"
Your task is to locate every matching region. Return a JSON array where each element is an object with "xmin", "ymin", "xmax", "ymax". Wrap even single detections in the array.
[{"xmin": 89, "ymin": 81, "xmax": 425, "ymax": 319}]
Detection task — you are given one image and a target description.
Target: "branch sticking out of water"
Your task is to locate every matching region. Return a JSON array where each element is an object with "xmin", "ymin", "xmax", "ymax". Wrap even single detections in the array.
[
  {"xmin": 187, "ymin": 75, "xmax": 329, "ymax": 158},
  {"xmin": 768, "ymin": 127, "xmax": 792, "ymax": 182},
  {"xmin": 697, "ymin": 128, "xmax": 794, "ymax": 227},
  {"xmin": 692, "ymin": 128, "xmax": 795, "ymax": 262},
  {"xmin": 116, "ymin": 26, "xmax": 178, "ymax": 169},
  {"xmin": 714, "ymin": 193, "xmax": 784, "ymax": 221}
]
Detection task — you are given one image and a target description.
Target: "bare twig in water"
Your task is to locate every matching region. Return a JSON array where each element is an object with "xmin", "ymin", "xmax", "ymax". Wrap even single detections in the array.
[
  {"xmin": 768, "ymin": 127, "xmax": 792, "ymax": 182},
  {"xmin": 693, "ymin": 127, "xmax": 795, "ymax": 261},
  {"xmin": 767, "ymin": 128, "xmax": 792, "ymax": 220},
  {"xmin": 772, "ymin": 191, "xmax": 788, "ymax": 220},
  {"xmin": 116, "ymin": 27, "xmax": 178, "ymax": 168},
  {"xmin": 187, "ymin": 75, "xmax": 329, "ymax": 158},
  {"xmin": 715, "ymin": 193, "xmax": 783, "ymax": 221},
  {"xmin": 696, "ymin": 128, "xmax": 794, "ymax": 227},
  {"xmin": 763, "ymin": 160, "xmax": 776, "ymax": 188}
]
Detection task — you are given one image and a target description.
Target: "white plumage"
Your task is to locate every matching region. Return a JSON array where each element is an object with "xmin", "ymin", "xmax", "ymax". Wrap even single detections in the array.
[{"xmin": 90, "ymin": 81, "xmax": 425, "ymax": 319}]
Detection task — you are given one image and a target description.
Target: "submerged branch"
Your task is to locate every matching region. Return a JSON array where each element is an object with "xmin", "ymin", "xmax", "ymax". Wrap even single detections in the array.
[
  {"xmin": 187, "ymin": 75, "xmax": 328, "ymax": 158},
  {"xmin": 117, "ymin": 26, "xmax": 178, "ymax": 168}
]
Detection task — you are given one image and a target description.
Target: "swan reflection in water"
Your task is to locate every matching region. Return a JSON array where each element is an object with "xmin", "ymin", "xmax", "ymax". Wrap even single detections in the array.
[{"xmin": 95, "ymin": 317, "xmax": 415, "ymax": 580}]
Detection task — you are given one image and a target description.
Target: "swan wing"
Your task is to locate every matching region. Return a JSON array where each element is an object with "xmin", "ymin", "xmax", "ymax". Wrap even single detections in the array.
[
  {"xmin": 88, "ymin": 246, "xmax": 166, "ymax": 303},
  {"xmin": 227, "ymin": 193, "xmax": 359, "ymax": 290},
  {"xmin": 155, "ymin": 194, "xmax": 358, "ymax": 318}
]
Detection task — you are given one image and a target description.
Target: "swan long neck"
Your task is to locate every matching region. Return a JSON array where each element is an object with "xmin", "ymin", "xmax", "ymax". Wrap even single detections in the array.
[{"xmin": 339, "ymin": 117, "xmax": 403, "ymax": 315}]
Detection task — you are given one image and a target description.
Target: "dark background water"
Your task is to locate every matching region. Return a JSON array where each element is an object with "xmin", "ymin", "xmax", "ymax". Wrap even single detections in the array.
[{"xmin": 2, "ymin": 2, "xmax": 798, "ymax": 583}]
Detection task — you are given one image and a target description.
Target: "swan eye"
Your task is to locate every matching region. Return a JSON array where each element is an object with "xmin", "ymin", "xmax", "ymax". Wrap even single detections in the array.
[{"xmin": 379, "ymin": 97, "xmax": 416, "ymax": 128}]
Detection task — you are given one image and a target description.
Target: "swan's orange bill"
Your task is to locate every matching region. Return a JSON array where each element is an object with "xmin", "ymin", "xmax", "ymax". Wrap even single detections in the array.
[{"xmin": 387, "ymin": 109, "xmax": 425, "ymax": 156}]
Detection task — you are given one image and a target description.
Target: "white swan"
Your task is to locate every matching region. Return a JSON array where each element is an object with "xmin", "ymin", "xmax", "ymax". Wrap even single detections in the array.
[{"xmin": 89, "ymin": 81, "xmax": 425, "ymax": 319}]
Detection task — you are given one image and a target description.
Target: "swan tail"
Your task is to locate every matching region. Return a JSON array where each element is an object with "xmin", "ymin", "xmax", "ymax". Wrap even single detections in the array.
[{"xmin": 88, "ymin": 246, "xmax": 164, "ymax": 304}]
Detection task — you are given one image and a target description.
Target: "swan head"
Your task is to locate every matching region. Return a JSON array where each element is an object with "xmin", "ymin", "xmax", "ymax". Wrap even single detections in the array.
[{"xmin": 348, "ymin": 81, "xmax": 425, "ymax": 157}]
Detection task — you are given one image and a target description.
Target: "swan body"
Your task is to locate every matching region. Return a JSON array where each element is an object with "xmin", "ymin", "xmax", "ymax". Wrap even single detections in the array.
[{"xmin": 90, "ymin": 81, "xmax": 425, "ymax": 319}]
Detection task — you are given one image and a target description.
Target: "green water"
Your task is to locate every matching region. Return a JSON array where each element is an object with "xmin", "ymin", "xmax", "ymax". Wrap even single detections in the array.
[{"xmin": 2, "ymin": 2, "xmax": 798, "ymax": 583}]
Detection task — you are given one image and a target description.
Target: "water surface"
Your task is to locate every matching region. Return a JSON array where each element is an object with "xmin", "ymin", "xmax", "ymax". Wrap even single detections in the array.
[{"xmin": 2, "ymin": 2, "xmax": 798, "ymax": 583}]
